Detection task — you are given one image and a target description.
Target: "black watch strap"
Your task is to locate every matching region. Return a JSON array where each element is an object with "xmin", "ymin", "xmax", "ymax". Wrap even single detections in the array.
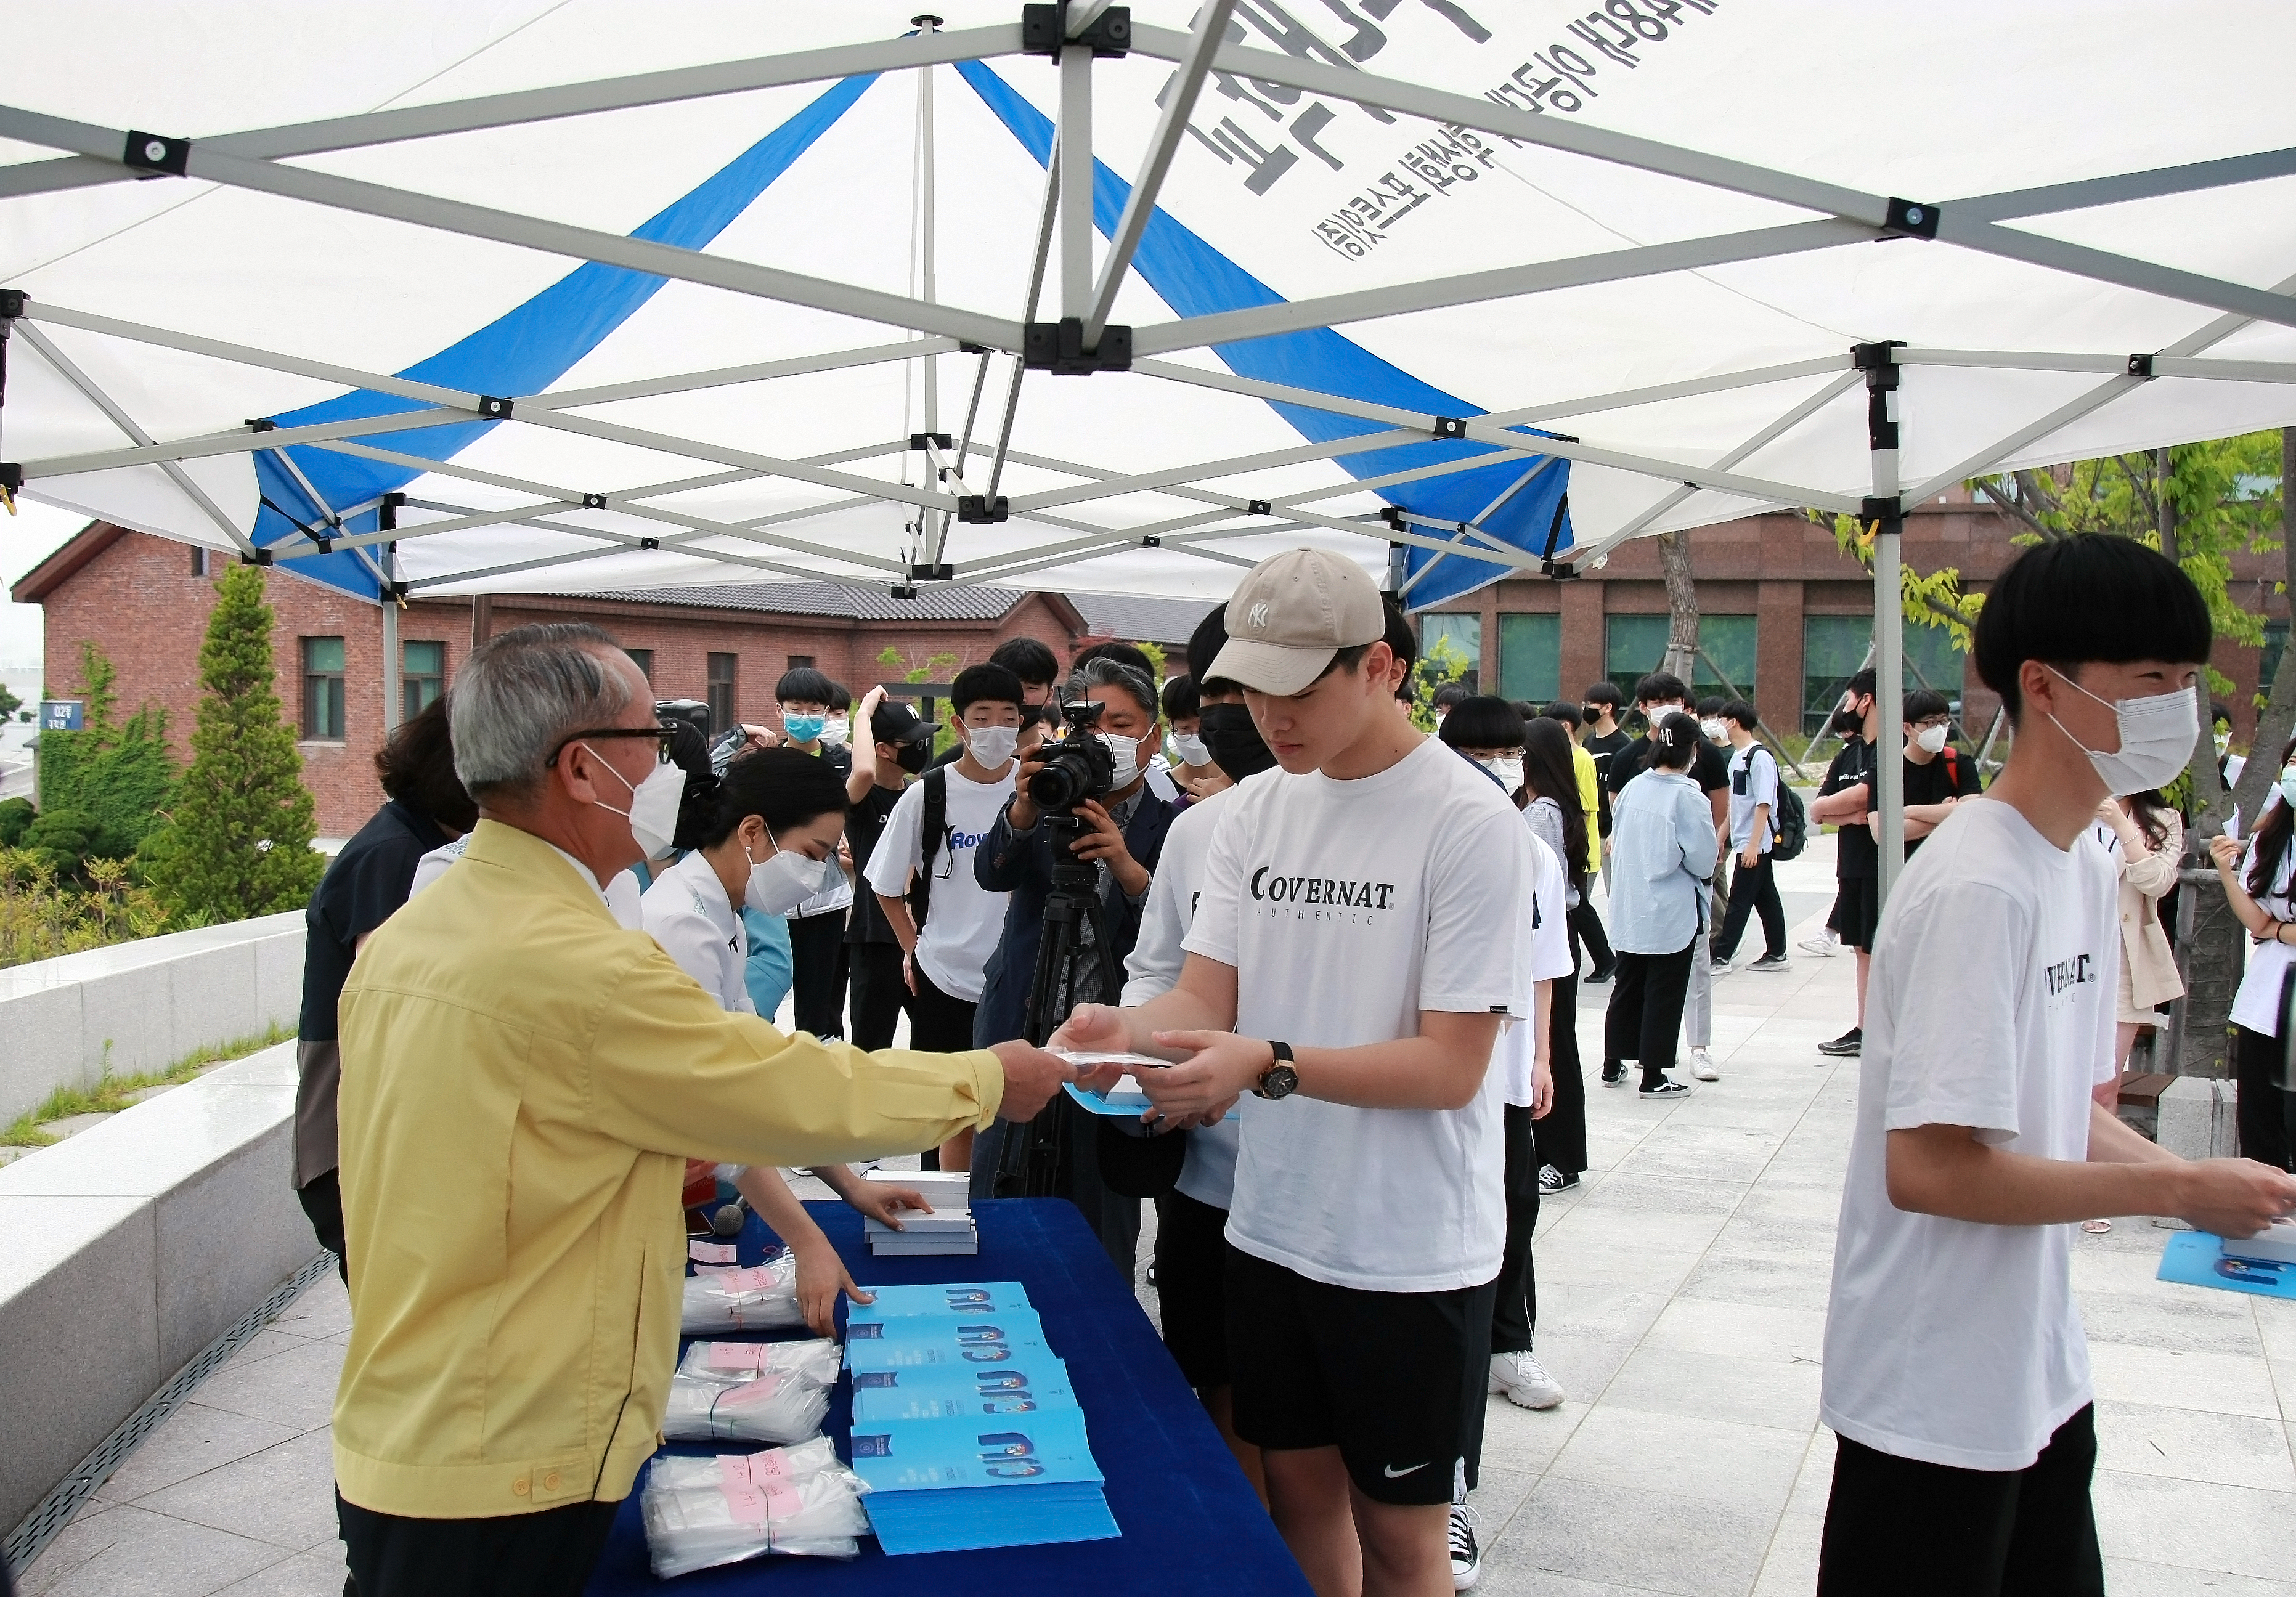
[{"xmin": 1255, "ymin": 1040, "xmax": 1298, "ymax": 1100}]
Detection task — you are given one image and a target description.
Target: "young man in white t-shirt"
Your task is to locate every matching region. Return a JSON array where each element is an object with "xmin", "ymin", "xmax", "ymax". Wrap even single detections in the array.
[
  {"xmin": 1712, "ymin": 699, "xmax": 1788, "ymax": 972},
  {"xmin": 1056, "ymin": 549, "xmax": 1531, "ymax": 1597},
  {"xmin": 865, "ymin": 662, "xmax": 1024, "ymax": 1173},
  {"xmin": 1819, "ymin": 535, "xmax": 2296, "ymax": 1594}
]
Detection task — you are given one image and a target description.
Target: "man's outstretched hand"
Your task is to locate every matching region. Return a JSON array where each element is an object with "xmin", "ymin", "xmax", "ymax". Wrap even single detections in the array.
[{"xmin": 988, "ymin": 1040, "xmax": 1122, "ymax": 1121}]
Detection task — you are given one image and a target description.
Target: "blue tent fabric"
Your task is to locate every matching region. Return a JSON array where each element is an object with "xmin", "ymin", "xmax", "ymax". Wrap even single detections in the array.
[
  {"xmin": 955, "ymin": 60, "xmax": 1571, "ymax": 612},
  {"xmin": 251, "ymin": 73, "xmax": 881, "ymax": 598}
]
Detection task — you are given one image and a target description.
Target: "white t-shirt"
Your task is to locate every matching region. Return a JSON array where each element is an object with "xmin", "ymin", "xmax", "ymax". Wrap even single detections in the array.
[
  {"xmin": 640, "ymin": 848, "xmax": 752, "ymax": 1015},
  {"xmin": 409, "ymin": 835, "xmax": 643, "ymax": 929},
  {"xmin": 1496, "ymin": 827, "xmax": 1574, "ymax": 1108},
  {"xmin": 1185, "ymin": 736, "xmax": 1530, "ymax": 1292},
  {"xmin": 861, "ymin": 761, "xmax": 1016, "ymax": 1004},
  {"xmin": 1822, "ymin": 799, "xmax": 2119, "ymax": 1471},
  {"xmin": 1122, "ymin": 781, "xmax": 1249, "ymax": 1209},
  {"xmin": 1727, "ymin": 742, "xmax": 1778, "ymax": 855},
  {"xmin": 2229, "ymin": 801, "xmax": 2296, "ymax": 1036}
]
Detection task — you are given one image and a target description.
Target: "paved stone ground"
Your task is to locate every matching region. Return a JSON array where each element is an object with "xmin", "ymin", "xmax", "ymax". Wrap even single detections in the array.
[{"xmin": 19, "ymin": 839, "xmax": 2296, "ymax": 1596}]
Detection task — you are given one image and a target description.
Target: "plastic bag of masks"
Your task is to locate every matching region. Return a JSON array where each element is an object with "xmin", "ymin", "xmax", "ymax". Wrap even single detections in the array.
[
  {"xmin": 641, "ymin": 1437, "xmax": 873, "ymax": 1575},
  {"xmin": 680, "ymin": 1253, "xmax": 805, "ymax": 1333},
  {"xmin": 663, "ymin": 1338, "xmax": 840, "ymax": 1444}
]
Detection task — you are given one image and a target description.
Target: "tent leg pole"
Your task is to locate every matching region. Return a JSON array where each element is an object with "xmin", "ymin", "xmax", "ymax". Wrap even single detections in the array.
[
  {"xmin": 379, "ymin": 503, "xmax": 403, "ymax": 734},
  {"xmin": 1859, "ymin": 342, "xmax": 1906, "ymax": 908}
]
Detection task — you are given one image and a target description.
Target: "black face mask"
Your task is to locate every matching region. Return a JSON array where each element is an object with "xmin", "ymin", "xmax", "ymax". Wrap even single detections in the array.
[
  {"xmin": 1198, "ymin": 703, "xmax": 1276, "ymax": 781},
  {"xmin": 1829, "ymin": 701, "xmax": 1867, "ymax": 739},
  {"xmin": 894, "ymin": 739, "xmax": 931, "ymax": 774}
]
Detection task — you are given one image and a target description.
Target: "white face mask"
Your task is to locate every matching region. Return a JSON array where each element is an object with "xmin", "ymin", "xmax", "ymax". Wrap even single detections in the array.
[
  {"xmin": 819, "ymin": 714, "xmax": 850, "ymax": 747},
  {"xmin": 744, "ymin": 826, "xmax": 836, "ymax": 916},
  {"xmin": 2045, "ymin": 668, "xmax": 2197, "ymax": 798},
  {"xmin": 2281, "ymin": 766, "xmax": 2296, "ymax": 812},
  {"xmin": 1097, "ymin": 730, "xmax": 1145, "ymax": 789},
  {"xmin": 965, "ymin": 724, "xmax": 1019, "ymax": 769},
  {"xmin": 1915, "ymin": 723, "xmax": 1949, "ymax": 755},
  {"xmin": 1170, "ymin": 731, "xmax": 1209, "ymax": 767},
  {"xmin": 589, "ymin": 745, "xmax": 685, "ymax": 861},
  {"xmin": 1700, "ymin": 718, "xmax": 1728, "ymax": 742},
  {"xmin": 1479, "ymin": 754, "xmax": 1524, "ymax": 792}
]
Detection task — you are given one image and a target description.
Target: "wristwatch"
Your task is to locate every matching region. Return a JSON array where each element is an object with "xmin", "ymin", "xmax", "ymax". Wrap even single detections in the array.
[{"xmin": 1254, "ymin": 1040, "xmax": 1298, "ymax": 1100}]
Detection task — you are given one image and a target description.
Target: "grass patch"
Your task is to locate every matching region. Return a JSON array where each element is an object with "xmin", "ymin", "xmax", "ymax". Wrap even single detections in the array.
[{"xmin": 0, "ymin": 1020, "xmax": 296, "ymax": 1148}]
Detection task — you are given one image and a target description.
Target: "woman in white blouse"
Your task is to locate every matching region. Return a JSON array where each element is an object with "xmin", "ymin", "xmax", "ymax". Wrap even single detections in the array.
[
  {"xmin": 2207, "ymin": 737, "xmax": 2296, "ymax": 1172},
  {"xmin": 641, "ymin": 747, "xmax": 933, "ymax": 1333}
]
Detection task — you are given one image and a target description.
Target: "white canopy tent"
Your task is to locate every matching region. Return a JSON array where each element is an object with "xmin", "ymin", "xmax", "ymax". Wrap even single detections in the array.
[{"xmin": 4, "ymin": 1, "xmax": 2296, "ymax": 892}]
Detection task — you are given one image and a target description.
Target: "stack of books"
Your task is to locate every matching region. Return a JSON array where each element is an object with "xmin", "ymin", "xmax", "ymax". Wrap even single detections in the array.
[
  {"xmin": 863, "ymin": 1168, "xmax": 977, "ymax": 1257},
  {"xmin": 844, "ymin": 1283, "xmax": 1118, "ymax": 1554}
]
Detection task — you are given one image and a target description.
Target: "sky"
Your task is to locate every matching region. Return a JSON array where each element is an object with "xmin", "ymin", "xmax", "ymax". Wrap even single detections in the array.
[{"xmin": 0, "ymin": 497, "xmax": 81, "ymax": 677}]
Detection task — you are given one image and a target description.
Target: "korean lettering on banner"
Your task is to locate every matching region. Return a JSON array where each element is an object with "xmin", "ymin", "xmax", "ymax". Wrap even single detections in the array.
[
  {"xmin": 1481, "ymin": 0, "xmax": 1719, "ymax": 124},
  {"xmin": 1181, "ymin": 0, "xmax": 1492, "ymax": 197},
  {"xmin": 1312, "ymin": 125, "xmax": 1497, "ymax": 260}
]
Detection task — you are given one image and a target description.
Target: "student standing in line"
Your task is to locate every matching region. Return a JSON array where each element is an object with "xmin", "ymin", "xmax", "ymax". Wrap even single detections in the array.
[
  {"xmin": 924, "ymin": 636, "xmax": 1057, "ymax": 772},
  {"xmin": 1526, "ymin": 716, "xmax": 1595, "ymax": 1199},
  {"xmin": 864, "ymin": 663, "xmax": 1027, "ymax": 1174},
  {"xmin": 1897, "ymin": 688, "xmax": 1985, "ymax": 855},
  {"xmin": 1542, "ymin": 701, "xmax": 1615, "ymax": 985},
  {"xmin": 640, "ymin": 748, "xmax": 934, "ymax": 1335},
  {"xmin": 1602, "ymin": 713, "xmax": 1713, "ymax": 1099},
  {"xmin": 1163, "ymin": 672, "xmax": 1222, "ymax": 797},
  {"xmin": 841, "ymin": 688, "xmax": 940, "ymax": 1050},
  {"xmin": 2090, "ymin": 787, "xmax": 2183, "ymax": 1115},
  {"xmin": 1809, "ymin": 669, "xmax": 1882, "ymax": 1057},
  {"xmin": 1055, "ymin": 549, "xmax": 1531, "ymax": 1597},
  {"xmin": 773, "ymin": 666, "xmax": 853, "ymax": 1039},
  {"xmin": 1581, "ymin": 683, "xmax": 1630, "ymax": 912},
  {"xmin": 2207, "ymin": 739, "xmax": 2296, "ymax": 1171},
  {"xmin": 1819, "ymin": 534, "xmax": 2296, "ymax": 1594},
  {"xmin": 1712, "ymin": 700, "xmax": 1791, "ymax": 973}
]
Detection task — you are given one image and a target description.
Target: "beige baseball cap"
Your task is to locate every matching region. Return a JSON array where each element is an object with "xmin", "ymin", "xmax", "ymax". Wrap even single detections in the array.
[{"xmin": 1208, "ymin": 548, "xmax": 1388, "ymax": 696}]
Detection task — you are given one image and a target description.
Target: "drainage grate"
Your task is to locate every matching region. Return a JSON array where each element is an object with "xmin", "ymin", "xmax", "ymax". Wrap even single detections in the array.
[{"xmin": 3, "ymin": 1251, "xmax": 339, "ymax": 1578}]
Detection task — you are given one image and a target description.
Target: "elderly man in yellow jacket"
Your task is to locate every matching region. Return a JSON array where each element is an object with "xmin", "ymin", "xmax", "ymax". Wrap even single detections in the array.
[{"xmin": 330, "ymin": 622, "xmax": 1090, "ymax": 1596}]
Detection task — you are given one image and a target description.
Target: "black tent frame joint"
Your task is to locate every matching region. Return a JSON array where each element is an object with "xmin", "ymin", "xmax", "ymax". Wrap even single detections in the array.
[
  {"xmin": 0, "ymin": 289, "xmax": 25, "ymax": 321},
  {"xmin": 2127, "ymin": 353, "xmax": 2157, "ymax": 379},
  {"xmin": 1862, "ymin": 494, "xmax": 1903, "ymax": 526},
  {"xmin": 1024, "ymin": 319, "xmax": 1131, "ymax": 373},
  {"xmin": 238, "ymin": 547, "xmax": 274, "ymax": 566},
  {"xmin": 1247, "ymin": 499, "xmax": 1271, "ymax": 516},
  {"xmin": 476, "ymin": 395, "xmax": 513, "ymax": 419},
  {"xmin": 1431, "ymin": 416, "xmax": 1468, "ymax": 439},
  {"xmin": 909, "ymin": 562, "xmax": 954, "ymax": 581},
  {"xmin": 245, "ymin": 417, "xmax": 277, "ymax": 433},
  {"xmin": 890, "ymin": 583, "xmax": 921, "ymax": 599},
  {"xmin": 957, "ymin": 494, "xmax": 1008, "ymax": 523},
  {"xmin": 1881, "ymin": 197, "xmax": 1940, "ymax": 240},
  {"xmin": 1542, "ymin": 558, "xmax": 1581, "ymax": 580},
  {"xmin": 910, "ymin": 432, "xmax": 953, "ymax": 450},
  {"xmin": 1022, "ymin": 4, "xmax": 1130, "ymax": 59},
  {"xmin": 123, "ymin": 131, "xmax": 190, "ymax": 178},
  {"xmin": 1855, "ymin": 341, "xmax": 1905, "ymax": 452},
  {"xmin": 640, "ymin": 537, "xmax": 660, "ymax": 550},
  {"xmin": 580, "ymin": 492, "xmax": 607, "ymax": 509},
  {"xmin": 1139, "ymin": 535, "xmax": 1160, "ymax": 547}
]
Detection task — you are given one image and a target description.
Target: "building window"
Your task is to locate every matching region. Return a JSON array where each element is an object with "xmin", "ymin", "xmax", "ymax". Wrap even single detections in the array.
[
  {"xmin": 303, "ymin": 636, "xmax": 346, "ymax": 740},
  {"xmin": 1497, "ymin": 614, "xmax": 1560, "ymax": 705},
  {"xmin": 190, "ymin": 545, "xmax": 212, "ymax": 577},
  {"xmin": 707, "ymin": 652, "xmax": 738, "ymax": 733},
  {"xmin": 1420, "ymin": 615, "xmax": 1480, "ymax": 693},
  {"xmin": 788, "ymin": 654, "xmax": 815, "ymax": 672},
  {"xmin": 402, "ymin": 640, "xmax": 444, "ymax": 721},
  {"xmin": 1606, "ymin": 614, "xmax": 1757, "ymax": 710},
  {"xmin": 625, "ymin": 648, "xmax": 654, "ymax": 682},
  {"xmin": 1801, "ymin": 616, "xmax": 1967, "ymax": 735}
]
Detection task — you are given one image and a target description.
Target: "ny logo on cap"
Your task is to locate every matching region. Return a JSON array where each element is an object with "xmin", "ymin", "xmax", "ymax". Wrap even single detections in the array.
[{"xmin": 1248, "ymin": 601, "xmax": 1272, "ymax": 630}]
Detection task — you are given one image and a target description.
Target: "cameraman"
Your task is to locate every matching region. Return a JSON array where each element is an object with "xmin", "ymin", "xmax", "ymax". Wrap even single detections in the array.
[{"xmin": 969, "ymin": 656, "xmax": 1183, "ymax": 1270}]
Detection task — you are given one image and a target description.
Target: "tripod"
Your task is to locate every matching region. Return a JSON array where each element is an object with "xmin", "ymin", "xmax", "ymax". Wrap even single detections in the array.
[{"xmin": 993, "ymin": 813, "xmax": 1118, "ymax": 1198}]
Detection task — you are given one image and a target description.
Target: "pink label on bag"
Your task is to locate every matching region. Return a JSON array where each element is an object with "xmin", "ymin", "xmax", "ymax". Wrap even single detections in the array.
[
  {"xmin": 713, "ymin": 1454, "xmax": 803, "ymax": 1529},
  {"xmin": 751, "ymin": 1449, "xmax": 792, "ymax": 1481},
  {"xmin": 715, "ymin": 1461, "xmax": 770, "ymax": 1527},
  {"xmin": 717, "ymin": 1373, "xmax": 787, "ymax": 1407},
  {"xmin": 689, "ymin": 1240, "xmax": 737, "ymax": 1265},
  {"xmin": 706, "ymin": 1342, "xmax": 771, "ymax": 1373},
  {"xmin": 717, "ymin": 1266, "xmax": 778, "ymax": 1292}
]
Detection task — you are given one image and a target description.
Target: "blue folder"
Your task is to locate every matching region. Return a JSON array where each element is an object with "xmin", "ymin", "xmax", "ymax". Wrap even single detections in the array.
[{"xmin": 2156, "ymin": 1228, "xmax": 2296, "ymax": 1298}]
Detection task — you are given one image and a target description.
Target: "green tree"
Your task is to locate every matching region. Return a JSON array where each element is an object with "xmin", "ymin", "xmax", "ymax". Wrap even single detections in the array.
[
  {"xmin": 1404, "ymin": 635, "xmax": 1473, "ymax": 732},
  {"xmin": 877, "ymin": 644, "xmax": 966, "ymax": 754},
  {"xmin": 33, "ymin": 642, "xmax": 179, "ymax": 862},
  {"xmin": 0, "ymin": 682, "xmax": 20, "ymax": 721},
  {"xmin": 143, "ymin": 565, "xmax": 322, "ymax": 923}
]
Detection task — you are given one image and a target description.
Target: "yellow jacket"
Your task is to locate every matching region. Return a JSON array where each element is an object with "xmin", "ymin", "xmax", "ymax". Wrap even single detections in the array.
[
  {"xmin": 332, "ymin": 820, "xmax": 1002, "ymax": 1518},
  {"xmin": 1571, "ymin": 742, "xmax": 1602, "ymax": 875}
]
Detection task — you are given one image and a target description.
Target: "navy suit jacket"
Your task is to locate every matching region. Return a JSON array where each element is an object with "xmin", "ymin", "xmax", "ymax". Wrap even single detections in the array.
[{"xmin": 969, "ymin": 787, "xmax": 1181, "ymax": 1048}]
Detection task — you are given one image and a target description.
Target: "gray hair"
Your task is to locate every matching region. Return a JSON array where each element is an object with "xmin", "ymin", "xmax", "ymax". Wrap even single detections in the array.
[
  {"xmin": 1063, "ymin": 657, "xmax": 1159, "ymax": 720},
  {"xmin": 450, "ymin": 622, "xmax": 633, "ymax": 800}
]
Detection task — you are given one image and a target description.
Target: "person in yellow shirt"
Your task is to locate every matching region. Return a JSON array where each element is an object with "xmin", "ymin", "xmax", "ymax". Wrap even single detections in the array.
[{"xmin": 330, "ymin": 622, "xmax": 1094, "ymax": 1597}]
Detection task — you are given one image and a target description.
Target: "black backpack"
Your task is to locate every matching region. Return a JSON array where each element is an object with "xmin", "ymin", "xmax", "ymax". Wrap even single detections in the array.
[
  {"xmin": 904, "ymin": 768, "xmax": 951, "ymax": 929},
  {"xmin": 1769, "ymin": 756, "xmax": 1809, "ymax": 862}
]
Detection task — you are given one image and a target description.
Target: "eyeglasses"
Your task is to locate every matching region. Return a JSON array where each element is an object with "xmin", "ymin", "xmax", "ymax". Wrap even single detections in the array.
[
  {"xmin": 1911, "ymin": 716, "xmax": 1952, "ymax": 731},
  {"xmin": 547, "ymin": 724, "xmax": 677, "ymax": 768}
]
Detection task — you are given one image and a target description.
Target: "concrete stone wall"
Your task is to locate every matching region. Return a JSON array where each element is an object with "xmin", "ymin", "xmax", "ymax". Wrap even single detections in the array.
[
  {"xmin": 0, "ymin": 913, "xmax": 304, "ymax": 1126},
  {"xmin": 0, "ymin": 1046, "xmax": 312, "ymax": 1533}
]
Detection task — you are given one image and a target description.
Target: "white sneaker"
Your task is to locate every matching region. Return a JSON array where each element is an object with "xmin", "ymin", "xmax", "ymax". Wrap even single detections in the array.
[
  {"xmin": 1448, "ymin": 1502, "xmax": 1481, "ymax": 1590},
  {"xmin": 1690, "ymin": 1046, "xmax": 1720, "ymax": 1081},
  {"xmin": 1798, "ymin": 930, "xmax": 1840, "ymax": 956},
  {"xmin": 1709, "ymin": 954, "xmax": 1736, "ymax": 979},
  {"xmin": 1488, "ymin": 1350, "xmax": 1566, "ymax": 1410}
]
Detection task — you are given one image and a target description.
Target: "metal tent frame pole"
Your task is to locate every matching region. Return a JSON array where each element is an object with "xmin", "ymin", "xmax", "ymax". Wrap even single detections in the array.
[
  {"xmin": 379, "ymin": 495, "xmax": 403, "ymax": 734},
  {"xmin": 1859, "ymin": 343, "xmax": 1907, "ymax": 906}
]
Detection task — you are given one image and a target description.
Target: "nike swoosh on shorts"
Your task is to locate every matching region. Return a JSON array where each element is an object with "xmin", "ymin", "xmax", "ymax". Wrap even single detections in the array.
[{"xmin": 1383, "ymin": 1461, "xmax": 1430, "ymax": 1479}]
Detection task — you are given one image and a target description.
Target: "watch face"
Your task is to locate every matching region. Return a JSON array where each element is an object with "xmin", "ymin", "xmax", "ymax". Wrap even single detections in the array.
[{"xmin": 1260, "ymin": 1064, "xmax": 1299, "ymax": 1100}]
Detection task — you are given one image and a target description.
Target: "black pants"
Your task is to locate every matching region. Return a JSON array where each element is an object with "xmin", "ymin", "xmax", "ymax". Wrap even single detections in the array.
[
  {"xmin": 1715, "ymin": 851, "xmax": 1786, "ymax": 962},
  {"xmin": 1605, "ymin": 940, "xmax": 1696, "ymax": 1086},
  {"xmin": 846, "ymin": 940, "xmax": 914, "ymax": 1051},
  {"xmin": 787, "ymin": 910, "xmax": 849, "ymax": 1039},
  {"xmin": 1569, "ymin": 899, "xmax": 1614, "ymax": 977},
  {"xmin": 1542, "ymin": 954, "xmax": 1588, "ymax": 1176},
  {"xmin": 1817, "ymin": 1405, "xmax": 2103, "ymax": 1597},
  {"xmin": 907, "ymin": 958, "xmax": 978, "ymax": 1054},
  {"xmin": 337, "ymin": 1491, "xmax": 620, "ymax": 1597},
  {"xmin": 295, "ymin": 1168, "xmax": 348, "ymax": 1286},
  {"xmin": 1153, "ymin": 1188, "xmax": 1232, "ymax": 1390},
  {"xmin": 1490, "ymin": 1103, "xmax": 1542, "ymax": 1355},
  {"xmin": 2234, "ymin": 1024, "xmax": 2296, "ymax": 1171}
]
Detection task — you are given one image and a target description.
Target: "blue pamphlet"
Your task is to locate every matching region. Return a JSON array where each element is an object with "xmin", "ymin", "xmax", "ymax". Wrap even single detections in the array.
[
  {"xmin": 844, "ymin": 1312, "xmax": 1052, "ymax": 1374},
  {"xmin": 2157, "ymin": 1228, "xmax": 2296, "ymax": 1298},
  {"xmin": 1064, "ymin": 1079, "xmax": 1152, "ymax": 1119},
  {"xmin": 848, "ymin": 1282, "xmax": 1032, "ymax": 1321},
  {"xmin": 851, "ymin": 1357, "xmax": 1079, "ymax": 1424},
  {"xmin": 850, "ymin": 1407, "xmax": 1104, "ymax": 1490}
]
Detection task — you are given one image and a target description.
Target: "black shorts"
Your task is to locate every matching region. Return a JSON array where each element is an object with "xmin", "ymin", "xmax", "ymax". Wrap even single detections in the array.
[
  {"xmin": 1154, "ymin": 1189, "xmax": 1232, "ymax": 1389},
  {"xmin": 1835, "ymin": 874, "xmax": 1881, "ymax": 952},
  {"xmin": 1225, "ymin": 1245, "xmax": 1496, "ymax": 1506}
]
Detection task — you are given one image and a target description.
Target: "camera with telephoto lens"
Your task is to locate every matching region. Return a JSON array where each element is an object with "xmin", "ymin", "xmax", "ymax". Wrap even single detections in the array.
[{"xmin": 1027, "ymin": 699, "xmax": 1115, "ymax": 813}]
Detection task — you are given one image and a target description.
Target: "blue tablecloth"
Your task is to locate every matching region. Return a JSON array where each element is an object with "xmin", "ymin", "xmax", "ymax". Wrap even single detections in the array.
[{"xmin": 585, "ymin": 1197, "xmax": 1309, "ymax": 1595}]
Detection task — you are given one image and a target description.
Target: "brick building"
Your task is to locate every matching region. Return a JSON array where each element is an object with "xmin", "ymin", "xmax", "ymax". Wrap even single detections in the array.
[
  {"xmin": 12, "ymin": 524, "xmax": 1093, "ymax": 836},
  {"xmin": 1415, "ymin": 486, "xmax": 2292, "ymax": 744}
]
